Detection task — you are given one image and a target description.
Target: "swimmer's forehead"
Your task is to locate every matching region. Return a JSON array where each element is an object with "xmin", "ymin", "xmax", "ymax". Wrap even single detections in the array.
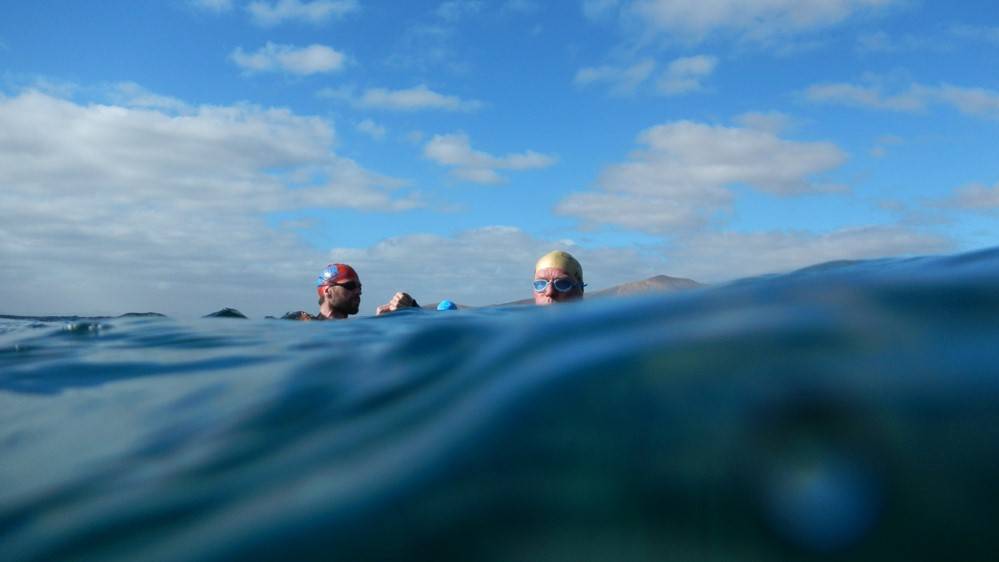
[{"xmin": 534, "ymin": 251, "xmax": 582, "ymax": 281}]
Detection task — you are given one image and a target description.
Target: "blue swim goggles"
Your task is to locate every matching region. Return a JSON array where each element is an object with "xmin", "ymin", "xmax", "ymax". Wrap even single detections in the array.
[{"xmin": 532, "ymin": 278, "xmax": 584, "ymax": 293}]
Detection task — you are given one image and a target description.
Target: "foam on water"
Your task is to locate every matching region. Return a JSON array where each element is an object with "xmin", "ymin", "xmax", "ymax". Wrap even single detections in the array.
[{"xmin": 2, "ymin": 248, "xmax": 999, "ymax": 561}]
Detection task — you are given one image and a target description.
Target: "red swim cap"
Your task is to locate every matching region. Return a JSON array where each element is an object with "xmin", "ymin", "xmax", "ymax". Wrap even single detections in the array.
[{"xmin": 315, "ymin": 263, "xmax": 359, "ymax": 296}]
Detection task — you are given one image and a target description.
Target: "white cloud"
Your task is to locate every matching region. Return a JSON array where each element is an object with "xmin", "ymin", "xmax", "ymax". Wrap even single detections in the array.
[
  {"xmin": 423, "ymin": 134, "xmax": 555, "ymax": 180},
  {"xmin": 247, "ymin": 0, "xmax": 359, "ymax": 26},
  {"xmin": 423, "ymin": 133, "xmax": 556, "ymax": 184},
  {"xmin": 189, "ymin": 0, "xmax": 233, "ymax": 12},
  {"xmin": 805, "ymin": 80, "xmax": 999, "ymax": 120},
  {"xmin": 574, "ymin": 59, "xmax": 656, "ymax": 95},
  {"xmin": 361, "ymin": 85, "xmax": 479, "ymax": 111},
  {"xmin": 855, "ymin": 30, "xmax": 944, "ymax": 54},
  {"xmin": 575, "ymin": 55, "xmax": 717, "ymax": 97},
  {"xmin": 583, "ymin": 0, "xmax": 621, "ymax": 20},
  {"xmin": 560, "ymin": 191, "xmax": 722, "ymax": 232},
  {"xmin": 663, "ymin": 227, "xmax": 951, "ymax": 282},
  {"xmin": 944, "ymin": 182, "xmax": 999, "ymax": 212},
  {"xmin": 557, "ymin": 120, "xmax": 846, "ymax": 234},
  {"xmin": 804, "ymin": 82, "xmax": 926, "ymax": 111},
  {"xmin": 874, "ymin": 197, "xmax": 953, "ymax": 229},
  {"xmin": 355, "ymin": 118, "xmax": 386, "ymax": 140},
  {"xmin": 436, "ymin": 0, "xmax": 484, "ymax": 21},
  {"xmin": 0, "ymin": 89, "xmax": 419, "ymax": 318},
  {"xmin": 950, "ymin": 24, "xmax": 999, "ymax": 46},
  {"xmin": 733, "ymin": 111, "xmax": 795, "ymax": 134},
  {"xmin": 107, "ymin": 82, "xmax": 193, "ymax": 113},
  {"xmin": 657, "ymin": 54, "xmax": 717, "ymax": 95},
  {"xmin": 325, "ymin": 84, "xmax": 483, "ymax": 112},
  {"xmin": 231, "ymin": 42, "xmax": 348, "ymax": 75},
  {"xmin": 622, "ymin": 0, "xmax": 897, "ymax": 42},
  {"xmin": 933, "ymin": 85, "xmax": 999, "ymax": 120}
]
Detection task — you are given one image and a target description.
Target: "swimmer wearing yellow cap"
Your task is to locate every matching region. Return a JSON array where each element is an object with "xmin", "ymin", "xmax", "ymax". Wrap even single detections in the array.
[
  {"xmin": 371, "ymin": 251, "xmax": 584, "ymax": 315},
  {"xmin": 533, "ymin": 250, "xmax": 585, "ymax": 305}
]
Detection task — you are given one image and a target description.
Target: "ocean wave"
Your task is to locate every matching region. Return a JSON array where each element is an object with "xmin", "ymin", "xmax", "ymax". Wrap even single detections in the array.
[{"xmin": 2, "ymin": 249, "xmax": 999, "ymax": 561}]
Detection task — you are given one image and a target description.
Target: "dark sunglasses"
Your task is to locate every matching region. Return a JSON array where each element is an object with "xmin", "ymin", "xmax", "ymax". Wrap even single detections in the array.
[
  {"xmin": 333, "ymin": 281, "xmax": 361, "ymax": 291},
  {"xmin": 532, "ymin": 278, "xmax": 580, "ymax": 293}
]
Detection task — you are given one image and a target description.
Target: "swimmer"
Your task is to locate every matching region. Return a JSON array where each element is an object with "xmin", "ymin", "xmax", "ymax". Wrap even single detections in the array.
[
  {"xmin": 315, "ymin": 263, "xmax": 363, "ymax": 319},
  {"xmin": 283, "ymin": 263, "xmax": 363, "ymax": 320},
  {"xmin": 533, "ymin": 251, "xmax": 585, "ymax": 305}
]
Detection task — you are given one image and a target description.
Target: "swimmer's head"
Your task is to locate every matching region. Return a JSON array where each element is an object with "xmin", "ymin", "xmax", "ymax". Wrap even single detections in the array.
[
  {"xmin": 315, "ymin": 264, "xmax": 362, "ymax": 317},
  {"xmin": 316, "ymin": 263, "xmax": 359, "ymax": 291},
  {"xmin": 533, "ymin": 251, "xmax": 584, "ymax": 305},
  {"xmin": 535, "ymin": 251, "xmax": 583, "ymax": 283}
]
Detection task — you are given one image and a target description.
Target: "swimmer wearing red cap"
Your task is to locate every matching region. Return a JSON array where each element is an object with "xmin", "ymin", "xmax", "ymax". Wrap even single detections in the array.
[
  {"xmin": 532, "ymin": 250, "xmax": 585, "ymax": 305},
  {"xmin": 283, "ymin": 263, "xmax": 363, "ymax": 320},
  {"xmin": 313, "ymin": 263, "xmax": 363, "ymax": 320},
  {"xmin": 281, "ymin": 263, "xmax": 361, "ymax": 320}
]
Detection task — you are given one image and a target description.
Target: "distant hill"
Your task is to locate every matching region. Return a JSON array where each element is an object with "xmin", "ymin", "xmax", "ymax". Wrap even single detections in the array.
[
  {"xmin": 494, "ymin": 274, "xmax": 704, "ymax": 307},
  {"xmin": 588, "ymin": 274, "xmax": 703, "ymax": 297}
]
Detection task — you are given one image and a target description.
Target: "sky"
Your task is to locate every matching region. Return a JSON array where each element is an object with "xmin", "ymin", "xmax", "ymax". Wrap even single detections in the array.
[{"xmin": 1, "ymin": 0, "xmax": 998, "ymax": 318}]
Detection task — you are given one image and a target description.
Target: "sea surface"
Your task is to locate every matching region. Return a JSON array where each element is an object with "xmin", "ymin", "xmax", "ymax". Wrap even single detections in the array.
[{"xmin": 2, "ymin": 248, "xmax": 999, "ymax": 561}]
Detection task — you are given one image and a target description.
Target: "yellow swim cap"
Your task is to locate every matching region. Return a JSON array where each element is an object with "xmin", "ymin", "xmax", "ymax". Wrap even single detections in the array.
[{"xmin": 535, "ymin": 251, "xmax": 583, "ymax": 283}]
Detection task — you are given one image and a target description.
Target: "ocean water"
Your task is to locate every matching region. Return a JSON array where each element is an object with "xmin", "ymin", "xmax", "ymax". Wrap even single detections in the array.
[{"xmin": 2, "ymin": 248, "xmax": 999, "ymax": 561}]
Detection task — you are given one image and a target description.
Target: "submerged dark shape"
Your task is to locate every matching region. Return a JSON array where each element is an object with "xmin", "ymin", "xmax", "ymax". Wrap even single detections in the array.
[
  {"xmin": 0, "ymin": 314, "xmax": 111, "ymax": 322},
  {"xmin": 202, "ymin": 307, "xmax": 248, "ymax": 319},
  {"xmin": 280, "ymin": 311, "xmax": 313, "ymax": 320},
  {"xmin": 117, "ymin": 312, "xmax": 167, "ymax": 318},
  {"xmin": 1, "ymin": 246, "xmax": 999, "ymax": 561}
]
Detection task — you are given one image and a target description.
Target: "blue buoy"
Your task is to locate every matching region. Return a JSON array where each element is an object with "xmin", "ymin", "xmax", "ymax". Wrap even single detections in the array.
[{"xmin": 437, "ymin": 300, "xmax": 458, "ymax": 311}]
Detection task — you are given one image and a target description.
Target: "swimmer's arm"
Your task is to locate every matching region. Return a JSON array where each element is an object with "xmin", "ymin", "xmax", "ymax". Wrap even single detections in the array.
[{"xmin": 375, "ymin": 292, "xmax": 420, "ymax": 315}]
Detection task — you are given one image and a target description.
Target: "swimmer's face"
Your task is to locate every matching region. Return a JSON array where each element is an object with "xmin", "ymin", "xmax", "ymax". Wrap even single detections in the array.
[
  {"xmin": 327, "ymin": 278, "xmax": 362, "ymax": 315},
  {"xmin": 533, "ymin": 267, "xmax": 583, "ymax": 305}
]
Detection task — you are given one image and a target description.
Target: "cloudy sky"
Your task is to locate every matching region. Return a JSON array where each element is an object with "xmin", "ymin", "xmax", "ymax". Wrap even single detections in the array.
[{"xmin": 1, "ymin": 1, "xmax": 997, "ymax": 317}]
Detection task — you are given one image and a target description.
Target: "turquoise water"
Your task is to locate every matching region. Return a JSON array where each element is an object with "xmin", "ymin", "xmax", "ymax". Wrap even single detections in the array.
[{"xmin": 2, "ymin": 248, "xmax": 999, "ymax": 561}]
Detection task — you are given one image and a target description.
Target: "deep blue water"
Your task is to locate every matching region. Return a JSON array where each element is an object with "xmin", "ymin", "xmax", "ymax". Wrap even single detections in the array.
[{"xmin": 2, "ymin": 248, "xmax": 999, "ymax": 561}]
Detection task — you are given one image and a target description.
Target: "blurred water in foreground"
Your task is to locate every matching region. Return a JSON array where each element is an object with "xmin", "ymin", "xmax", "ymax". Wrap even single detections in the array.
[{"xmin": 2, "ymin": 247, "xmax": 999, "ymax": 561}]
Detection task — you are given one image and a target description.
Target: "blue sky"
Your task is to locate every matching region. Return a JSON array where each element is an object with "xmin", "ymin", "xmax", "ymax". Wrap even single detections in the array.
[{"xmin": 2, "ymin": 0, "xmax": 998, "ymax": 317}]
